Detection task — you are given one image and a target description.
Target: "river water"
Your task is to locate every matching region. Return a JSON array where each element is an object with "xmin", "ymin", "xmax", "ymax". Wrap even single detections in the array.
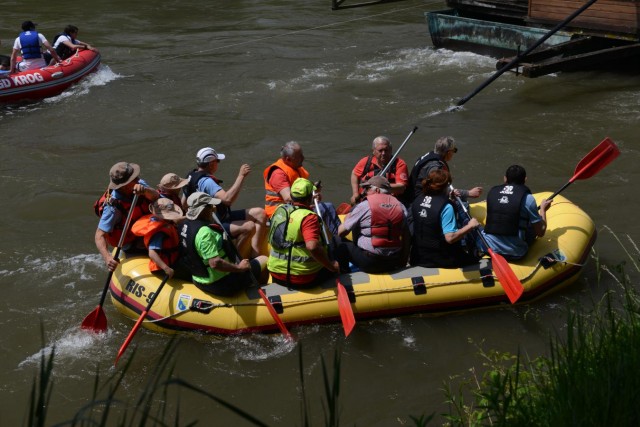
[{"xmin": 1, "ymin": 0, "xmax": 639, "ymax": 425}]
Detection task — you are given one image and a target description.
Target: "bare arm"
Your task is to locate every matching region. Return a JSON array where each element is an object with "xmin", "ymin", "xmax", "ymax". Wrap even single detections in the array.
[
  {"xmin": 208, "ymin": 256, "xmax": 251, "ymax": 273},
  {"xmin": 10, "ymin": 49, "xmax": 18, "ymax": 74},
  {"xmin": 95, "ymin": 228, "xmax": 118, "ymax": 271},
  {"xmin": 306, "ymin": 239, "xmax": 339, "ymax": 272},
  {"xmin": 149, "ymin": 249, "xmax": 174, "ymax": 278},
  {"xmin": 43, "ymin": 41, "xmax": 61, "ymax": 63},
  {"xmin": 134, "ymin": 183, "xmax": 160, "ymax": 202},
  {"xmin": 215, "ymin": 164, "xmax": 250, "ymax": 205},
  {"xmin": 350, "ymin": 171, "xmax": 361, "ymax": 204},
  {"xmin": 533, "ymin": 199, "xmax": 552, "ymax": 237},
  {"xmin": 444, "ymin": 218, "xmax": 479, "ymax": 244},
  {"xmin": 279, "ymin": 186, "xmax": 293, "ymax": 204}
]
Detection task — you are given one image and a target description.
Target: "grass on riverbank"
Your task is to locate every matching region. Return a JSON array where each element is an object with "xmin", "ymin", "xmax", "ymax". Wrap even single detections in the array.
[{"xmin": 436, "ymin": 254, "xmax": 640, "ymax": 426}]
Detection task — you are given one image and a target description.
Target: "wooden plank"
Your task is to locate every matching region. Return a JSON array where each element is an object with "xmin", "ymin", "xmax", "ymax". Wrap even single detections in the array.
[
  {"xmin": 520, "ymin": 42, "xmax": 640, "ymax": 77},
  {"xmin": 528, "ymin": 0, "xmax": 640, "ymax": 34}
]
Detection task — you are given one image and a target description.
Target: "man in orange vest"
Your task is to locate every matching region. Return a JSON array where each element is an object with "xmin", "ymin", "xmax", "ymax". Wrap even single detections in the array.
[{"xmin": 264, "ymin": 141, "xmax": 341, "ymax": 235}]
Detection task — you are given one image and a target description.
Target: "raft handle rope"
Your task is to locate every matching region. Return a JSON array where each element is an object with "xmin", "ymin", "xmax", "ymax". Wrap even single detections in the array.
[{"xmin": 143, "ymin": 253, "xmax": 586, "ymax": 322}]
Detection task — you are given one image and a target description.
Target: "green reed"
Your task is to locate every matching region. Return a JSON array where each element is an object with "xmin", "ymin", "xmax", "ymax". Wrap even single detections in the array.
[
  {"xmin": 439, "ymin": 259, "xmax": 640, "ymax": 426},
  {"xmin": 24, "ymin": 334, "xmax": 343, "ymax": 427}
]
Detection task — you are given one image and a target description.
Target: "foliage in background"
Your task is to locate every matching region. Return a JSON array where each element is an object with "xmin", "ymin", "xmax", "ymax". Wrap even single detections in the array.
[{"xmin": 436, "ymin": 235, "xmax": 640, "ymax": 426}]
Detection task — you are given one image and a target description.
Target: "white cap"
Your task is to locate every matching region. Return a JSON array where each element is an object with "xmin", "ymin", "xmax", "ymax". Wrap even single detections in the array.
[{"xmin": 196, "ymin": 147, "xmax": 225, "ymax": 163}]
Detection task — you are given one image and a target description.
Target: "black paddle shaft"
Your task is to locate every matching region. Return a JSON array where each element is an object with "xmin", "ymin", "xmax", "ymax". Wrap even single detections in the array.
[{"xmin": 456, "ymin": 0, "xmax": 599, "ymax": 107}]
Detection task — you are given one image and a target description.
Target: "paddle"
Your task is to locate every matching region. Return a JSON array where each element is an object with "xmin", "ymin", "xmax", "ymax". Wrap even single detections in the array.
[
  {"xmin": 450, "ymin": 186, "xmax": 524, "ymax": 304},
  {"xmin": 314, "ymin": 196, "xmax": 355, "ymax": 336},
  {"xmin": 82, "ymin": 193, "xmax": 140, "ymax": 333},
  {"xmin": 114, "ymin": 274, "xmax": 170, "ymax": 366},
  {"xmin": 454, "ymin": 0, "xmax": 599, "ymax": 108},
  {"xmin": 210, "ymin": 211, "xmax": 292, "ymax": 339},
  {"xmin": 338, "ymin": 126, "xmax": 418, "ymax": 214},
  {"xmin": 547, "ymin": 137, "xmax": 620, "ymax": 202}
]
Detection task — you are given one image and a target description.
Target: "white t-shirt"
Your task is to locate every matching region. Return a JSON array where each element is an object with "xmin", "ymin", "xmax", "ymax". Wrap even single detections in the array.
[
  {"xmin": 13, "ymin": 32, "xmax": 48, "ymax": 71},
  {"xmin": 53, "ymin": 34, "xmax": 72, "ymax": 49}
]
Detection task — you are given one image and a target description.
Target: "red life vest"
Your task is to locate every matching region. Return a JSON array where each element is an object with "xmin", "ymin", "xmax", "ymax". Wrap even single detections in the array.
[
  {"xmin": 94, "ymin": 189, "xmax": 149, "ymax": 247},
  {"xmin": 132, "ymin": 214, "xmax": 180, "ymax": 272},
  {"xmin": 367, "ymin": 193, "xmax": 405, "ymax": 249}
]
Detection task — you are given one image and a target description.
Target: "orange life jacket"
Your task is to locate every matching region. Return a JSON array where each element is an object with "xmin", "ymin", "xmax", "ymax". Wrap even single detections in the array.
[
  {"xmin": 263, "ymin": 159, "xmax": 310, "ymax": 217},
  {"xmin": 132, "ymin": 214, "xmax": 180, "ymax": 272}
]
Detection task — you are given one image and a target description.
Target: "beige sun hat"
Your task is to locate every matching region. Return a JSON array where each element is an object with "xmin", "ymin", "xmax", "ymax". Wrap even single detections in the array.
[
  {"xmin": 158, "ymin": 173, "xmax": 189, "ymax": 191},
  {"xmin": 108, "ymin": 162, "xmax": 140, "ymax": 190},
  {"xmin": 186, "ymin": 192, "xmax": 222, "ymax": 220},
  {"xmin": 150, "ymin": 198, "xmax": 184, "ymax": 221}
]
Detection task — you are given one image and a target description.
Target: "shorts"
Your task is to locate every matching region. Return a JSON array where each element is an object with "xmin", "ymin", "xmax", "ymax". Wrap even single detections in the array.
[{"xmin": 221, "ymin": 209, "xmax": 247, "ymax": 235}]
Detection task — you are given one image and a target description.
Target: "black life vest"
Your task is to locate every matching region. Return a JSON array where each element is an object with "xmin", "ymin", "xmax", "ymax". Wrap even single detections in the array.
[
  {"xmin": 484, "ymin": 184, "xmax": 531, "ymax": 236},
  {"xmin": 183, "ymin": 169, "xmax": 229, "ymax": 220},
  {"xmin": 409, "ymin": 193, "xmax": 465, "ymax": 267},
  {"xmin": 407, "ymin": 151, "xmax": 449, "ymax": 200},
  {"xmin": 53, "ymin": 33, "xmax": 76, "ymax": 59}
]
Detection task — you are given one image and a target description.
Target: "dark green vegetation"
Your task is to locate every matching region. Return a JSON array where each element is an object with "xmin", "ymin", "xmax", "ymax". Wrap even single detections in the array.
[{"xmin": 435, "ymin": 253, "xmax": 640, "ymax": 426}]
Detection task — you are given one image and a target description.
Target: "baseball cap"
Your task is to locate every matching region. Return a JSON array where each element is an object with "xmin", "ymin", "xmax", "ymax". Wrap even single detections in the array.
[
  {"xmin": 359, "ymin": 175, "xmax": 391, "ymax": 192},
  {"xmin": 290, "ymin": 178, "xmax": 316, "ymax": 198},
  {"xmin": 196, "ymin": 147, "xmax": 225, "ymax": 163}
]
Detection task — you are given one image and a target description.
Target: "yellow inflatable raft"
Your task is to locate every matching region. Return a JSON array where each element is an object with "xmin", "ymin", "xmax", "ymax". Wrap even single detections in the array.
[{"xmin": 109, "ymin": 192, "xmax": 596, "ymax": 335}]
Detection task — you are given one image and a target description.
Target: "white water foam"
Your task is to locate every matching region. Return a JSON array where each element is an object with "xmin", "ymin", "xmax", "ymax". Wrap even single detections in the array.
[
  {"xmin": 266, "ymin": 47, "xmax": 497, "ymax": 92},
  {"xmin": 43, "ymin": 64, "xmax": 121, "ymax": 104},
  {"xmin": 18, "ymin": 327, "xmax": 113, "ymax": 368}
]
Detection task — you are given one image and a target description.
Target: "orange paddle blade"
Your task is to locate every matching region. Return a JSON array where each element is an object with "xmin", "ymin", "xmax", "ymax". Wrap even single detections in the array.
[
  {"xmin": 258, "ymin": 288, "xmax": 293, "ymax": 340},
  {"xmin": 488, "ymin": 249, "xmax": 524, "ymax": 304},
  {"xmin": 571, "ymin": 137, "xmax": 620, "ymax": 182},
  {"xmin": 81, "ymin": 306, "xmax": 107, "ymax": 333},
  {"xmin": 336, "ymin": 280, "xmax": 355, "ymax": 336}
]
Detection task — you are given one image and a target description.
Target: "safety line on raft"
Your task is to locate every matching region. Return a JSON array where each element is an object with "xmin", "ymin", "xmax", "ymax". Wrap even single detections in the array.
[{"xmin": 140, "ymin": 255, "xmax": 581, "ymax": 324}]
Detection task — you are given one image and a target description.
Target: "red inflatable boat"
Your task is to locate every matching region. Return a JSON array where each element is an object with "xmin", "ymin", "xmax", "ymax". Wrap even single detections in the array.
[{"xmin": 0, "ymin": 49, "xmax": 101, "ymax": 104}]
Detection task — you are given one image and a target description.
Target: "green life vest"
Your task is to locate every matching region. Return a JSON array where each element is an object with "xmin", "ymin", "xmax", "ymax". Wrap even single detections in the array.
[{"xmin": 267, "ymin": 204, "xmax": 325, "ymax": 283}]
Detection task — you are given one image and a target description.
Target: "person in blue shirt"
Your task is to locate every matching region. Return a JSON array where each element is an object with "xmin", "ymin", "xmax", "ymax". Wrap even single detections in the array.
[
  {"xmin": 95, "ymin": 162, "xmax": 159, "ymax": 271},
  {"xmin": 481, "ymin": 165, "xmax": 552, "ymax": 260},
  {"xmin": 183, "ymin": 147, "xmax": 267, "ymax": 259}
]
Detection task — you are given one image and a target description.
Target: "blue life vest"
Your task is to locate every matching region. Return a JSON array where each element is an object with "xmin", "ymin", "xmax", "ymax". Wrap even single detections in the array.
[{"xmin": 19, "ymin": 31, "xmax": 42, "ymax": 59}]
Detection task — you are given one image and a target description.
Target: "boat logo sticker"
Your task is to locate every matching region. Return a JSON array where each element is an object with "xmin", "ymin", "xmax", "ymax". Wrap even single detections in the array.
[{"xmin": 177, "ymin": 294, "xmax": 192, "ymax": 311}]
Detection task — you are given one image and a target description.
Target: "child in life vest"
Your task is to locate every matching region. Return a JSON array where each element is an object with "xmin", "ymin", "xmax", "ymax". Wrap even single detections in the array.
[{"xmin": 132, "ymin": 198, "xmax": 184, "ymax": 278}]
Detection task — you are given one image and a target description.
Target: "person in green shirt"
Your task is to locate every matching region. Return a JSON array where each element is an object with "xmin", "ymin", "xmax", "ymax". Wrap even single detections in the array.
[{"xmin": 179, "ymin": 192, "xmax": 267, "ymax": 296}]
